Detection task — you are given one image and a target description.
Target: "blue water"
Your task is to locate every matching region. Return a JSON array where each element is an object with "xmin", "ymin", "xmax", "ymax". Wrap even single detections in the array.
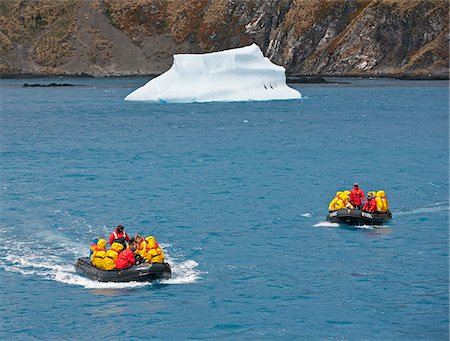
[{"xmin": 0, "ymin": 77, "xmax": 448, "ymax": 340}]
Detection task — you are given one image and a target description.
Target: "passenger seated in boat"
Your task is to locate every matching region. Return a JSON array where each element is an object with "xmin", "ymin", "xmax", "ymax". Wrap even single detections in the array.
[
  {"xmin": 103, "ymin": 242, "xmax": 124, "ymax": 270},
  {"xmin": 328, "ymin": 192, "xmax": 344, "ymax": 211},
  {"xmin": 134, "ymin": 234, "xmax": 146, "ymax": 264},
  {"xmin": 143, "ymin": 236, "xmax": 165, "ymax": 263},
  {"xmin": 91, "ymin": 239, "xmax": 107, "ymax": 269},
  {"xmin": 109, "ymin": 224, "xmax": 130, "ymax": 248},
  {"xmin": 90, "ymin": 236, "xmax": 100, "ymax": 256},
  {"xmin": 328, "ymin": 192, "xmax": 353, "ymax": 211},
  {"xmin": 375, "ymin": 190, "xmax": 389, "ymax": 212},
  {"xmin": 116, "ymin": 240, "xmax": 137, "ymax": 269},
  {"xmin": 362, "ymin": 193, "xmax": 377, "ymax": 213},
  {"xmin": 340, "ymin": 192, "xmax": 354, "ymax": 209},
  {"xmin": 349, "ymin": 183, "xmax": 365, "ymax": 210}
]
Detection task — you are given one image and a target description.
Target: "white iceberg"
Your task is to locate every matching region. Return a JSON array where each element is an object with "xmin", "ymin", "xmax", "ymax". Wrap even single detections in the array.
[{"xmin": 124, "ymin": 44, "xmax": 301, "ymax": 103}]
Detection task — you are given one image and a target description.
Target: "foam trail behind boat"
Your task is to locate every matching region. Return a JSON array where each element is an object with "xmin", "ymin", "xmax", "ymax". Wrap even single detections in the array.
[
  {"xmin": 314, "ymin": 221, "xmax": 339, "ymax": 228},
  {"xmin": 394, "ymin": 202, "xmax": 449, "ymax": 216}
]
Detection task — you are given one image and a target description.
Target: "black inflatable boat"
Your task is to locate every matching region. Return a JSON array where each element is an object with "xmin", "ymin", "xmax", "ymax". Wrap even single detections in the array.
[
  {"xmin": 326, "ymin": 209, "xmax": 392, "ymax": 226},
  {"xmin": 74, "ymin": 257, "xmax": 172, "ymax": 282}
]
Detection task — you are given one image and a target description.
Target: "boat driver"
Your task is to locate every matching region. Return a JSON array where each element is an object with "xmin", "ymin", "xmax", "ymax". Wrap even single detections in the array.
[
  {"xmin": 349, "ymin": 183, "xmax": 365, "ymax": 210},
  {"xmin": 109, "ymin": 224, "xmax": 130, "ymax": 248}
]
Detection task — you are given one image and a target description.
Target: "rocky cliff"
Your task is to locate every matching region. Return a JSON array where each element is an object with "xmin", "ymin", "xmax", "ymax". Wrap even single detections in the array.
[{"xmin": 0, "ymin": 0, "xmax": 448, "ymax": 78}]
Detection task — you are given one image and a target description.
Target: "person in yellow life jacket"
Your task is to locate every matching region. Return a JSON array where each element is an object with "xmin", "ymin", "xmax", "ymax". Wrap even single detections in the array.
[
  {"xmin": 91, "ymin": 239, "xmax": 107, "ymax": 269},
  {"xmin": 328, "ymin": 191, "xmax": 354, "ymax": 211},
  {"xmin": 134, "ymin": 234, "xmax": 146, "ymax": 264},
  {"xmin": 102, "ymin": 242, "xmax": 124, "ymax": 270},
  {"xmin": 376, "ymin": 190, "xmax": 389, "ymax": 212},
  {"xmin": 143, "ymin": 236, "xmax": 165, "ymax": 263},
  {"xmin": 339, "ymin": 192, "xmax": 354, "ymax": 209},
  {"xmin": 328, "ymin": 192, "xmax": 344, "ymax": 211},
  {"xmin": 90, "ymin": 236, "xmax": 100, "ymax": 257},
  {"xmin": 367, "ymin": 191, "xmax": 377, "ymax": 201}
]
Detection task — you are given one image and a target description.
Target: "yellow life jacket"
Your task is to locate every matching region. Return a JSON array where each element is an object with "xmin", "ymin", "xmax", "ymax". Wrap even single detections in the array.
[
  {"xmin": 91, "ymin": 249, "xmax": 106, "ymax": 269},
  {"xmin": 375, "ymin": 191, "xmax": 389, "ymax": 212},
  {"xmin": 339, "ymin": 193, "xmax": 354, "ymax": 209},
  {"xmin": 329, "ymin": 192, "xmax": 341, "ymax": 211},
  {"xmin": 384, "ymin": 198, "xmax": 389, "ymax": 211},
  {"xmin": 144, "ymin": 237, "xmax": 165, "ymax": 263},
  {"xmin": 328, "ymin": 197, "xmax": 338, "ymax": 211},
  {"xmin": 90, "ymin": 239, "xmax": 107, "ymax": 269},
  {"xmin": 329, "ymin": 196, "xmax": 345, "ymax": 211},
  {"xmin": 137, "ymin": 240, "xmax": 147, "ymax": 259},
  {"xmin": 147, "ymin": 247, "xmax": 165, "ymax": 263},
  {"xmin": 103, "ymin": 242, "xmax": 124, "ymax": 270}
]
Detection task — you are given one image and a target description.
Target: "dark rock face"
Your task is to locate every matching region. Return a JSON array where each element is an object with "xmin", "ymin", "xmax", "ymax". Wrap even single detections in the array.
[
  {"xmin": 250, "ymin": 0, "xmax": 448, "ymax": 78},
  {"xmin": 0, "ymin": 0, "xmax": 448, "ymax": 78}
]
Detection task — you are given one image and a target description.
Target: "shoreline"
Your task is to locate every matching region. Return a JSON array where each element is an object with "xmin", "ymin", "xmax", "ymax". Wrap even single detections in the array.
[{"xmin": 0, "ymin": 73, "xmax": 448, "ymax": 82}]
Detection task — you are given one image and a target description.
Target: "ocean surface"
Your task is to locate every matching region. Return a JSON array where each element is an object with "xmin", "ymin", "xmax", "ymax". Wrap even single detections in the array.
[{"xmin": 0, "ymin": 77, "xmax": 448, "ymax": 340}]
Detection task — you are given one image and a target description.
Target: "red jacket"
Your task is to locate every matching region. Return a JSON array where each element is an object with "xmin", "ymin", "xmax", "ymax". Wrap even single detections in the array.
[
  {"xmin": 362, "ymin": 198, "xmax": 377, "ymax": 212},
  {"xmin": 116, "ymin": 248, "xmax": 135, "ymax": 269},
  {"xmin": 350, "ymin": 188, "xmax": 365, "ymax": 206},
  {"xmin": 109, "ymin": 228, "xmax": 130, "ymax": 246}
]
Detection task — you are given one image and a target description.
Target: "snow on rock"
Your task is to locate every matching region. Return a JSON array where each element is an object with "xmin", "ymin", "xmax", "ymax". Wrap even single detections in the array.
[{"xmin": 124, "ymin": 44, "xmax": 301, "ymax": 103}]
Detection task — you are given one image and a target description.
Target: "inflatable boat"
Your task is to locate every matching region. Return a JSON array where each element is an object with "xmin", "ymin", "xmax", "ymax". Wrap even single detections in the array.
[
  {"xmin": 74, "ymin": 257, "xmax": 171, "ymax": 282},
  {"xmin": 326, "ymin": 209, "xmax": 392, "ymax": 226}
]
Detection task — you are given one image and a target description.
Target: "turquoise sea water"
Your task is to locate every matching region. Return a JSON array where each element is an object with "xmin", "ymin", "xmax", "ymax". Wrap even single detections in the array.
[{"xmin": 0, "ymin": 77, "xmax": 448, "ymax": 340}]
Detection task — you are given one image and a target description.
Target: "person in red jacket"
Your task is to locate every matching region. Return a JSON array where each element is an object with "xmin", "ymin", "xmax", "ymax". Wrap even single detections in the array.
[
  {"xmin": 362, "ymin": 193, "xmax": 377, "ymax": 213},
  {"xmin": 349, "ymin": 183, "xmax": 365, "ymax": 210},
  {"xmin": 109, "ymin": 224, "xmax": 130, "ymax": 248},
  {"xmin": 116, "ymin": 244, "xmax": 136, "ymax": 269}
]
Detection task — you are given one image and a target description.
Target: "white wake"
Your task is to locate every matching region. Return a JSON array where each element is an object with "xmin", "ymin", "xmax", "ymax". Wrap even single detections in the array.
[{"xmin": 395, "ymin": 203, "xmax": 449, "ymax": 216}]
